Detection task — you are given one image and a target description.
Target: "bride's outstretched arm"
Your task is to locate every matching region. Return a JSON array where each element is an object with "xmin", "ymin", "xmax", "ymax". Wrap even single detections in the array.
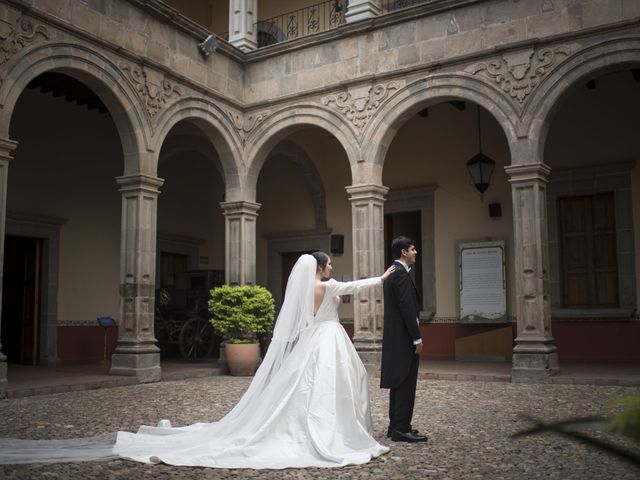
[{"xmin": 327, "ymin": 265, "xmax": 395, "ymax": 296}]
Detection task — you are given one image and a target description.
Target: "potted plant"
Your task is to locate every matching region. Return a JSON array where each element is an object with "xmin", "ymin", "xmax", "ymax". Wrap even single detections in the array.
[{"xmin": 208, "ymin": 285, "xmax": 275, "ymax": 376}]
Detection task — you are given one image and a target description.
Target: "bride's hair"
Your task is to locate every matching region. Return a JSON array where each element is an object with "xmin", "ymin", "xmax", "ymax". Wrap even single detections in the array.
[{"xmin": 311, "ymin": 251, "xmax": 329, "ymax": 269}]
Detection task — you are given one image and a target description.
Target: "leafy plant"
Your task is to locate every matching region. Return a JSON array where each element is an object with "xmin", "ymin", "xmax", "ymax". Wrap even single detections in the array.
[
  {"xmin": 512, "ymin": 396, "xmax": 640, "ymax": 467},
  {"xmin": 208, "ymin": 285, "xmax": 275, "ymax": 343}
]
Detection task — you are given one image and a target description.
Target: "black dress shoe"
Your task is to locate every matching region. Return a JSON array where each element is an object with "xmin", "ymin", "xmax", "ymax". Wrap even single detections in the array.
[
  {"xmin": 390, "ymin": 429, "xmax": 428, "ymax": 443},
  {"xmin": 387, "ymin": 427, "xmax": 419, "ymax": 438}
]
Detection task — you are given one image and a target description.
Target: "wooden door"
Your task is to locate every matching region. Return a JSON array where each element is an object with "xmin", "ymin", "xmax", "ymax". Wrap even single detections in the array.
[
  {"xmin": 1, "ymin": 235, "xmax": 42, "ymax": 365},
  {"xmin": 159, "ymin": 252, "xmax": 189, "ymax": 288},
  {"xmin": 559, "ymin": 193, "xmax": 618, "ymax": 308}
]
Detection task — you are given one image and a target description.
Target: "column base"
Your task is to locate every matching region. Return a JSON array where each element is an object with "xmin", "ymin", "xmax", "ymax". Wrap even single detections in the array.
[
  {"xmin": 0, "ymin": 357, "xmax": 7, "ymax": 399},
  {"xmin": 353, "ymin": 338, "xmax": 382, "ymax": 375},
  {"xmin": 511, "ymin": 352, "xmax": 559, "ymax": 383},
  {"xmin": 110, "ymin": 348, "xmax": 161, "ymax": 383}
]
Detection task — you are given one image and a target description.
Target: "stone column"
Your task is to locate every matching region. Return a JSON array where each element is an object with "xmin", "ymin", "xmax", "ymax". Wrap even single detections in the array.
[
  {"xmin": 0, "ymin": 138, "xmax": 17, "ymax": 399},
  {"xmin": 221, "ymin": 200, "xmax": 260, "ymax": 286},
  {"xmin": 505, "ymin": 162, "xmax": 559, "ymax": 382},
  {"xmin": 228, "ymin": 0, "xmax": 257, "ymax": 52},
  {"xmin": 346, "ymin": 184, "xmax": 388, "ymax": 373},
  {"xmin": 345, "ymin": 0, "xmax": 381, "ymax": 23},
  {"xmin": 110, "ymin": 174, "xmax": 164, "ymax": 383}
]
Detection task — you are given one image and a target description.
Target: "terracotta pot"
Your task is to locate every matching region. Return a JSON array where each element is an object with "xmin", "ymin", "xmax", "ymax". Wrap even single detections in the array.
[{"xmin": 225, "ymin": 342, "xmax": 260, "ymax": 376}]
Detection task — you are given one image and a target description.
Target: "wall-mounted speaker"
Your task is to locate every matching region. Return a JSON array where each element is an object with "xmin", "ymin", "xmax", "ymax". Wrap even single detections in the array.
[
  {"xmin": 488, "ymin": 202, "xmax": 502, "ymax": 218},
  {"xmin": 330, "ymin": 234, "xmax": 344, "ymax": 254}
]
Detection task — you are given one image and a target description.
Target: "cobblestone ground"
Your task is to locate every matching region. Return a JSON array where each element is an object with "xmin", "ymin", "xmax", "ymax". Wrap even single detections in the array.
[{"xmin": 1, "ymin": 376, "xmax": 639, "ymax": 479}]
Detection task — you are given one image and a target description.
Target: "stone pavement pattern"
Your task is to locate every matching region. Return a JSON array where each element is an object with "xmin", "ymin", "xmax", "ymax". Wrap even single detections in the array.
[{"xmin": 0, "ymin": 377, "xmax": 638, "ymax": 479}]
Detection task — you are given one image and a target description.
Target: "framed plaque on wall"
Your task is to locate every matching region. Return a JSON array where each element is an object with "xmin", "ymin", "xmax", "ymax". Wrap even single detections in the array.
[{"xmin": 458, "ymin": 241, "xmax": 507, "ymax": 323}]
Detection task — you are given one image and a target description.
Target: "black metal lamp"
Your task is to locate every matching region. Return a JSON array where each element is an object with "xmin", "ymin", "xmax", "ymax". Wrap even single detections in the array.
[{"xmin": 466, "ymin": 105, "xmax": 496, "ymax": 200}]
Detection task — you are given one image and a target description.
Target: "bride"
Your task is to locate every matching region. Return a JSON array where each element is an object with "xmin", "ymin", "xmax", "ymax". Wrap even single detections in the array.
[{"xmin": 0, "ymin": 252, "xmax": 394, "ymax": 469}]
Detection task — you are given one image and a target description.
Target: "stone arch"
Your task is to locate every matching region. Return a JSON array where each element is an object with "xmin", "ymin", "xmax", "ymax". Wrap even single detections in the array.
[
  {"xmin": 523, "ymin": 36, "xmax": 640, "ymax": 160},
  {"xmin": 152, "ymin": 98, "xmax": 243, "ymax": 199},
  {"xmin": 0, "ymin": 42, "xmax": 149, "ymax": 171},
  {"xmin": 362, "ymin": 73, "xmax": 520, "ymax": 181},
  {"xmin": 244, "ymin": 104, "xmax": 360, "ymax": 200}
]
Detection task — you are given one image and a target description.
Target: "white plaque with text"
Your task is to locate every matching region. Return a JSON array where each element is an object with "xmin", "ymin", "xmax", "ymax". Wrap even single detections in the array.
[{"xmin": 459, "ymin": 241, "xmax": 506, "ymax": 322}]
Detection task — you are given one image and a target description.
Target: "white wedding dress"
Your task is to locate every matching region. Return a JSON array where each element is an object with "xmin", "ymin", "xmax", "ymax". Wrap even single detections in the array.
[{"xmin": 0, "ymin": 255, "xmax": 389, "ymax": 469}]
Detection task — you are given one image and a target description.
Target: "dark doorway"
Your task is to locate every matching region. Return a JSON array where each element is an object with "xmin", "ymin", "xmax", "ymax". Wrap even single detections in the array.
[
  {"xmin": 1, "ymin": 235, "xmax": 43, "ymax": 364},
  {"xmin": 385, "ymin": 211, "xmax": 423, "ymax": 309}
]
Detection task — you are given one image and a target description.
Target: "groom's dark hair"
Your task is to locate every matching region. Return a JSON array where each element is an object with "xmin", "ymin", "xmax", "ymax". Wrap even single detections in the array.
[{"xmin": 391, "ymin": 236, "xmax": 415, "ymax": 260}]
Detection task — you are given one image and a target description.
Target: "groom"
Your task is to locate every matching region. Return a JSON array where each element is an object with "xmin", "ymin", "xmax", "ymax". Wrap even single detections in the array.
[{"xmin": 381, "ymin": 236, "xmax": 427, "ymax": 443}]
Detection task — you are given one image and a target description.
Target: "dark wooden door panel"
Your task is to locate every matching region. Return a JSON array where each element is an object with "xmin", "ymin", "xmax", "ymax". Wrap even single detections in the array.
[{"xmin": 559, "ymin": 193, "xmax": 618, "ymax": 308}]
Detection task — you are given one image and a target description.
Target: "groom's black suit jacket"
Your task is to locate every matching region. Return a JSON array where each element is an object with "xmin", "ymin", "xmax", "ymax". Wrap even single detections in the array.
[{"xmin": 380, "ymin": 260, "xmax": 422, "ymax": 389}]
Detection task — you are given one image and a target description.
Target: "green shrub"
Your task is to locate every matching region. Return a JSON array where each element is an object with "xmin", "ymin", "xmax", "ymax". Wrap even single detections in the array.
[{"xmin": 208, "ymin": 285, "xmax": 275, "ymax": 343}]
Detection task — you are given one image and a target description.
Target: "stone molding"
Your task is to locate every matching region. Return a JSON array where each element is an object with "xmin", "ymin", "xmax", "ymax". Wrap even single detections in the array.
[
  {"xmin": 0, "ymin": 14, "xmax": 50, "ymax": 68},
  {"xmin": 321, "ymin": 81, "xmax": 401, "ymax": 134},
  {"xmin": 467, "ymin": 46, "xmax": 571, "ymax": 106},
  {"xmin": 119, "ymin": 62, "xmax": 183, "ymax": 119}
]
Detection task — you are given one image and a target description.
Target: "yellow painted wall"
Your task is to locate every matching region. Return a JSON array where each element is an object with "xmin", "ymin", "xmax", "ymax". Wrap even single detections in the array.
[
  {"xmin": 383, "ymin": 102, "xmax": 514, "ymax": 319},
  {"xmin": 8, "ymin": 89, "xmax": 122, "ymax": 322},
  {"xmin": 157, "ymin": 150, "xmax": 226, "ymax": 271}
]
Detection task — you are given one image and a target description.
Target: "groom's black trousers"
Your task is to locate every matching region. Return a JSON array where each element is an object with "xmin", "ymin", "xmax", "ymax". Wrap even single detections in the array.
[{"xmin": 388, "ymin": 353, "xmax": 420, "ymax": 433}]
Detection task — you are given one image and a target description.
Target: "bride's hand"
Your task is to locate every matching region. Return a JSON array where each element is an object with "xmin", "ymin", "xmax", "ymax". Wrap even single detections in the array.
[{"xmin": 381, "ymin": 265, "xmax": 396, "ymax": 281}]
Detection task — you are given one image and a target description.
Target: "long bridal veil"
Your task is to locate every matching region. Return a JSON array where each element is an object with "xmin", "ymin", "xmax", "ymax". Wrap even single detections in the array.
[
  {"xmin": 0, "ymin": 254, "xmax": 318, "ymax": 465},
  {"xmin": 209, "ymin": 253, "xmax": 315, "ymax": 424}
]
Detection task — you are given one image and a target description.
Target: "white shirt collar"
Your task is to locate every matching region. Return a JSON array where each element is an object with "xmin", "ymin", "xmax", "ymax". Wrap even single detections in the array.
[{"xmin": 396, "ymin": 259, "xmax": 411, "ymax": 272}]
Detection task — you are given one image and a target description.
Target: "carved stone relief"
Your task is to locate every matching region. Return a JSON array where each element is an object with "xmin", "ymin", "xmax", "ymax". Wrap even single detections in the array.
[
  {"xmin": 227, "ymin": 108, "xmax": 270, "ymax": 145},
  {"xmin": 0, "ymin": 15, "xmax": 50, "ymax": 66},
  {"xmin": 321, "ymin": 81, "xmax": 401, "ymax": 133},
  {"xmin": 467, "ymin": 46, "xmax": 570, "ymax": 105},
  {"xmin": 119, "ymin": 62, "xmax": 183, "ymax": 118}
]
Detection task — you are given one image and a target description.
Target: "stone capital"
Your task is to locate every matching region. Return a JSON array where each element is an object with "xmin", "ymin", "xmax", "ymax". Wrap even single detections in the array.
[
  {"xmin": 346, "ymin": 183, "xmax": 389, "ymax": 202},
  {"xmin": 505, "ymin": 163, "xmax": 551, "ymax": 184},
  {"xmin": 220, "ymin": 200, "xmax": 261, "ymax": 217},
  {"xmin": 0, "ymin": 138, "xmax": 18, "ymax": 159},
  {"xmin": 116, "ymin": 174, "xmax": 164, "ymax": 193}
]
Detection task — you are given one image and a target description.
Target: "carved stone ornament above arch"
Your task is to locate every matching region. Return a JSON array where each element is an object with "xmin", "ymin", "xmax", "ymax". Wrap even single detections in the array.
[
  {"xmin": 321, "ymin": 80, "xmax": 404, "ymax": 136},
  {"xmin": 466, "ymin": 45, "xmax": 571, "ymax": 109},
  {"xmin": 226, "ymin": 107, "xmax": 271, "ymax": 147},
  {"xmin": 119, "ymin": 61, "xmax": 183, "ymax": 119},
  {"xmin": 0, "ymin": 14, "xmax": 50, "ymax": 70}
]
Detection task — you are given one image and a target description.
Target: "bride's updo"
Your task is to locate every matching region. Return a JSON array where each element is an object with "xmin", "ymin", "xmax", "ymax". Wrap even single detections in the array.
[{"xmin": 311, "ymin": 251, "xmax": 329, "ymax": 270}]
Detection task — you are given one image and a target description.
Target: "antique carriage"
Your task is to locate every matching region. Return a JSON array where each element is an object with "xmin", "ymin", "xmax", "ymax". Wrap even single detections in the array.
[{"xmin": 154, "ymin": 270, "xmax": 224, "ymax": 362}]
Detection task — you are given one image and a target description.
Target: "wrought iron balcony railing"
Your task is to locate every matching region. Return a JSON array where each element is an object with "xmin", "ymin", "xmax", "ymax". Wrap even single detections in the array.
[
  {"xmin": 219, "ymin": 0, "xmax": 438, "ymax": 49},
  {"xmin": 254, "ymin": 0, "xmax": 347, "ymax": 47}
]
